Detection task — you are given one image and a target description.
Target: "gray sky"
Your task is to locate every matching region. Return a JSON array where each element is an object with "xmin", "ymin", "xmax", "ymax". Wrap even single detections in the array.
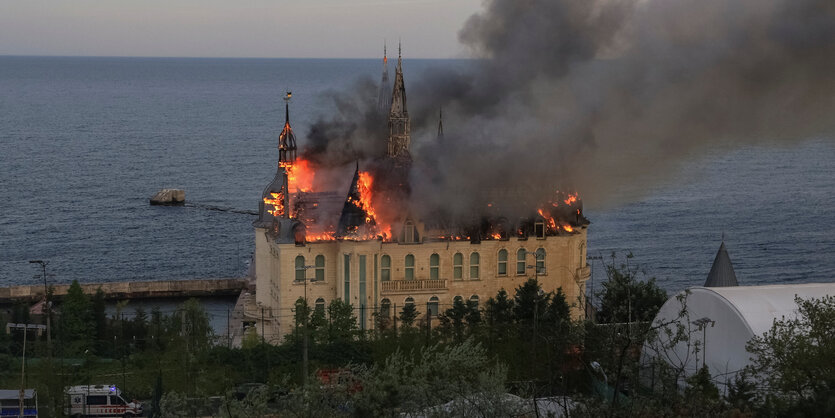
[{"xmin": 0, "ymin": 0, "xmax": 483, "ymax": 58}]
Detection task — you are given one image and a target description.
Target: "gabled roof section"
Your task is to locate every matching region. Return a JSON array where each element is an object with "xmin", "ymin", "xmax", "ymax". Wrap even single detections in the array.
[{"xmin": 704, "ymin": 241, "xmax": 739, "ymax": 287}]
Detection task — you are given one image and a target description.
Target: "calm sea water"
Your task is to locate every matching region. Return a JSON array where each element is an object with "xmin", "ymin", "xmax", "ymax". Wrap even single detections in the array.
[{"xmin": 1, "ymin": 56, "xmax": 833, "ymax": 294}]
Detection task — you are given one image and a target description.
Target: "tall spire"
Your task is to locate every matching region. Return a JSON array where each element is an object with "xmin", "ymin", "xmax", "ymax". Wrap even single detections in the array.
[
  {"xmin": 437, "ymin": 107, "xmax": 444, "ymax": 140},
  {"xmin": 377, "ymin": 41, "xmax": 391, "ymax": 114},
  {"xmin": 278, "ymin": 91, "xmax": 297, "ymax": 165},
  {"xmin": 387, "ymin": 42, "xmax": 410, "ymax": 161}
]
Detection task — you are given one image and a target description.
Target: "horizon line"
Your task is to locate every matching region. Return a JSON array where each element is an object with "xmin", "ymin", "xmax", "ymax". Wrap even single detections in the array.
[{"xmin": 0, "ymin": 53, "xmax": 475, "ymax": 61}]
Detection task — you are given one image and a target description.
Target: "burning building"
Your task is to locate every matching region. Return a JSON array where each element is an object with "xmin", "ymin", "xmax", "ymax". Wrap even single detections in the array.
[{"xmin": 251, "ymin": 48, "xmax": 590, "ymax": 342}]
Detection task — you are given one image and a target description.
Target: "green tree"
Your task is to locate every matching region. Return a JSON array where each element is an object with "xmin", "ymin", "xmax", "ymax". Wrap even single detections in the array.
[
  {"xmin": 745, "ymin": 295, "xmax": 835, "ymax": 417},
  {"xmin": 352, "ymin": 340, "xmax": 515, "ymax": 416},
  {"xmin": 399, "ymin": 303, "xmax": 419, "ymax": 328},
  {"xmin": 91, "ymin": 287, "xmax": 108, "ymax": 354},
  {"xmin": 596, "ymin": 256, "xmax": 666, "ymax": 323},
  {"xmin": 485, "ymin": 289, "xmax": 514, "ymax": 326},
  {"xmin": 326, "ymin": 299, "xmax": 357, "ymax": 343},
  {"xmin": 513, "ymin": 278, "xmax": 551, "ymax": 325},
  {"xmin": 438, "ymin": 298, "xmax": 469, "ymax": 342},
  {"xmin": 60, "ymin": 280, "xmax": 93, "ymax": 354}
]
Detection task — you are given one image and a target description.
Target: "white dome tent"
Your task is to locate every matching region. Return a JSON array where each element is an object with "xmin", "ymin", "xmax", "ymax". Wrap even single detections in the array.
[{"xmin": 642, "ymin": 283, "xmax": 835, "ymax": 389}]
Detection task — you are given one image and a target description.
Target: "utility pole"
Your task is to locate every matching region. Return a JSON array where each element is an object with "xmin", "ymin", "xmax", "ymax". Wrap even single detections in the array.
[
  {"xmin": 28, "ymin": 260, "xmax": 51, "ymax": 355},
  {"xmin": 19, "ymin": 324, "xmax": 27, "ymax": 418},
  {"xmin": 295, "ymin": 265, "xmax": 319, "ymax": 387}
]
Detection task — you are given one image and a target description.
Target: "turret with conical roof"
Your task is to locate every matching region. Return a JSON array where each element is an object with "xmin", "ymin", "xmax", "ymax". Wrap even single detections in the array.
[
  {"xmin": 704, "ymin": 240, "xmax": 739, "ymax": 287},
  {"xmin": 386, "ymin": 43, "xmax": 411, "ymax": 162},
  {"xmin": 257, "ymin": 92, "xmax": 296, "ymax": 227},
  {"xmin": 278, "ymin": 91, "xmax": 297, "ymax": 165}
]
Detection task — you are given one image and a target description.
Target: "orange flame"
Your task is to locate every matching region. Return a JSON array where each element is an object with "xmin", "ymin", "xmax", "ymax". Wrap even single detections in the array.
[
  {"xmin": 282, "ymin": 159, "xmax": 314, "ymax": 193},
  {"xmin": 263, "ymin": 191, "xmax": 285, "ymax": 217},
  {"xmin": 537, "ymin": 209, "xmax": 557, "ymax": 229},
  {"xmin": 561, "ymin": 223, "xmax": 574, "ymax": 233},
  {"xmin": 564, "ymin": 193, "xmax": 578, "ymax": 206}
]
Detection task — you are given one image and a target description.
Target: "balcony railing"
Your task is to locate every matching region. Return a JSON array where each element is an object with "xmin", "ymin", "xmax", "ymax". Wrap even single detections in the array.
[{"xmin": 381, "ymin": 279, "xmax": 447, "ymax": 293}]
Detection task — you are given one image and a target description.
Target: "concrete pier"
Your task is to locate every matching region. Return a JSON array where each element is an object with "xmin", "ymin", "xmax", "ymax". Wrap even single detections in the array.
[{"xmin": 0, "ymin": 278, "xmax": 249, "ymax": 303}]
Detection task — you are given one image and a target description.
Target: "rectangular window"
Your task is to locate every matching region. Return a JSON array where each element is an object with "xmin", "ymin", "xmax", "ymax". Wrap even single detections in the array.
[
  {"xmin": 86, "ymin": 396, "xmax": 107, "ymax": 406},
  {"xmin": 517, "ymin": 250, "xmax": 527, "ymax": 275},
  {"xmin": 344, "ymin": 254, "xmax": 351, "ymax": 301},
  {"xmin": 535, "ymin": 222, "xmax": 545, "ymax": 238},
  {"xmin": 498, "ymin": 250, "xmax": 508, "ymax": 276}
]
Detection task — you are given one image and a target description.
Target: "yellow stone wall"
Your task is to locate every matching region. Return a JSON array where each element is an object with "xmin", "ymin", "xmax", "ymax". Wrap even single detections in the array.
[{"xmin": 254, "ymin": 227, "xmax": 589, "ymax": 342}]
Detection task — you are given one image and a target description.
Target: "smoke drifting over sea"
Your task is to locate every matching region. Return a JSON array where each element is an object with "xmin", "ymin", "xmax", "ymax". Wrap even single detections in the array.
[{"xmin": 306, "ymin": 0, "xmax": 835, "ymax": 218}]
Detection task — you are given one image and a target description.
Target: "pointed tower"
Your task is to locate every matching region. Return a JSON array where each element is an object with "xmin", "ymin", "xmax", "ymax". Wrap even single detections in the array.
[
  {"xmin": 386, "ymin": 43, "xmax": 411, "ymax": 161},
  {"xmin": 377, "ymin": 42, "xmax": 390, "ymax": 114},
  {"xmin": 437, "ymin": 107, "xmax": 444, "ymax": 141},
  {"xmin": 704, "ymin": 241, "xmax": 739, "ymax": 287},
  {"xmin": 278, "ymin": 91, "xmax": 297, "ymax": 165},
  {"xmin": 336, "ymin": 162, "xmax": 373, "ymax": 237},
  {"xmin": 257, "ymin": 92, "xmax": 296, "ymax": 226}
]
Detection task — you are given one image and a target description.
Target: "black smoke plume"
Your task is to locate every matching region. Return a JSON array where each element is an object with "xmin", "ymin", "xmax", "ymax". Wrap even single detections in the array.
[{"xmin": 306, "ymin": 0, "xmax": 835, "ymax": 219}]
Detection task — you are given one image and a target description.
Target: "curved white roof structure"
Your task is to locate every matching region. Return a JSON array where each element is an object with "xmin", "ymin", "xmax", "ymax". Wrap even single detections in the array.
[{"xmin": 642, "ymin": 283, "xmax": 835, "ymax": 387}]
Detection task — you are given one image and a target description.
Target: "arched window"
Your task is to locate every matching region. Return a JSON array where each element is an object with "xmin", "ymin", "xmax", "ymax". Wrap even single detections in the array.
[
  {"xmin": 404, "ymin": 296, "xmax": 415, "ymax": 307},
  {"xmin": 453, "ymin": 253, "xmax": 463, "ymax": 280},
  {"xmin": 469, "ymin": 252, "xmax": 480, "ymax": 279},
  {"xmin": 497, "ymin": 249, "xmax": 508, "ymax": 276},
  {"xmin": 517, "ymin": 249, "xmax": 527, "ymax": 275},
  {"xmin": 381, "ymin": 255, "xmax": 391, "ymax": 281},
  {"xmin": 315, "ymin": 298, "xmax": 326, "ymax": 313},
  {"xmin": 295, "ymin": 255, "xmax": 306, "ymax": 281},
  {"xmin": 453, "ymin": 295, "xmax": 464, "ymax": 305},
  {"xmin": 536, "ymin": 248, "xmax": 546, "ymax": 275},
  {"xmin": 380, "ymin": 298, "xmax": 391, "ymax": 318},
  {"xmin": 428, "ymin": 296, "xmax": 439, "ymax": 317},
  {"xmin": 469, "ymin": 295, "xmax": 480, "ymax": 308},
  {"xmin": 429, "ymin": 254, "xmax": 440, "ymax": 280},
  {"xmin": 315, "ymin": 255, "xmax": 325, "ymax": 281},
  {"xmin": 405, "ymin": 254, "xmax": 415, "ymax": 280}
]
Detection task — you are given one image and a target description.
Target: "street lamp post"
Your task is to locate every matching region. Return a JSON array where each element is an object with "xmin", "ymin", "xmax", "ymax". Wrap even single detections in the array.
[
  {"xmin": 28, "ymin": 260, "xmax": 51, "ymax": 353},
  {"xmin": 294, "ymin": 265, "xmax": 321, "ymax": 387}
]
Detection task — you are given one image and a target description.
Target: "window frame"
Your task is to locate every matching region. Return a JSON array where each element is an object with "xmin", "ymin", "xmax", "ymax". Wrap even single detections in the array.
[
  {"xmin": 497, "ymin": 249, "xmax": 508, "ymax": 276},
  {"xmin": 469, "ymin": 252, "xmax": 480, "ymax": 279},
  {"xmin": 535, "ymin": 248, "xmax": 546, "ymax": 275},
  {"xmin": 429, "ymin": 253, "xmax": 440, "ymax": 280},
  {"xmin": 405, "ymin": 254, "xmax": 415, "ymax": 280},
  {"xmin": 295, "ymin": 255, "xmax": 306, "ymax": 281},
  {"xmin": 516, "ymin": 249, "xmax": 527, "ymax": 275},
  {"xmin": 381, "ymin": 254, "xmax": 391, "ymax": 281},
  {"xmin": 314, "ymin": 255, "xmax": 325, "ymax": 281},
  {"xmin": 453, "ymin": 252, "xmax": 463, "ymax": 280}
]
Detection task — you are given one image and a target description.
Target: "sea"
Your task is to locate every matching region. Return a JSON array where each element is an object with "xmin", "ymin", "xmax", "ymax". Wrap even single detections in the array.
[{"xmin": 2, "ymin": 56, "xmax": 834, "ymax": 298}]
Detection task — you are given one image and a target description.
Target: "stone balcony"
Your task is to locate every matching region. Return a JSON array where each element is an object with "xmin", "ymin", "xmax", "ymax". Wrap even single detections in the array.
[
  {"xmin": 381, "ymin": 279, "xmax": 448, "ymax": 294},
  {"xmin": 576, "ymin": 265, "xmax": 591, "ymax": 281}
]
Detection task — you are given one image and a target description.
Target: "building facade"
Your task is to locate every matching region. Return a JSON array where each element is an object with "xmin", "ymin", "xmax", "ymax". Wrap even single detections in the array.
[{"xmin": 250, "ymin": 49, "xmax": 590, "ymax": 342}]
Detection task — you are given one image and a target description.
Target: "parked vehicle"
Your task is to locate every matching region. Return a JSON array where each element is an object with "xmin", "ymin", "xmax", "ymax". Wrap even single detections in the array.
[
  {"xmin": 65, "ymin": 385, "xmax": 142, "ymax": 417},
  {"xmin": 0, "ymin": 389, "xmax": 38, "ymax": 417}
]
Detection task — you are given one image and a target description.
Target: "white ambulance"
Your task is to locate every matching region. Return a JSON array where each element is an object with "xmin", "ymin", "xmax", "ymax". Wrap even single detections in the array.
[{"xmin": 65, "ymin": 385, "xmax": 143, "ymax": 417}]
